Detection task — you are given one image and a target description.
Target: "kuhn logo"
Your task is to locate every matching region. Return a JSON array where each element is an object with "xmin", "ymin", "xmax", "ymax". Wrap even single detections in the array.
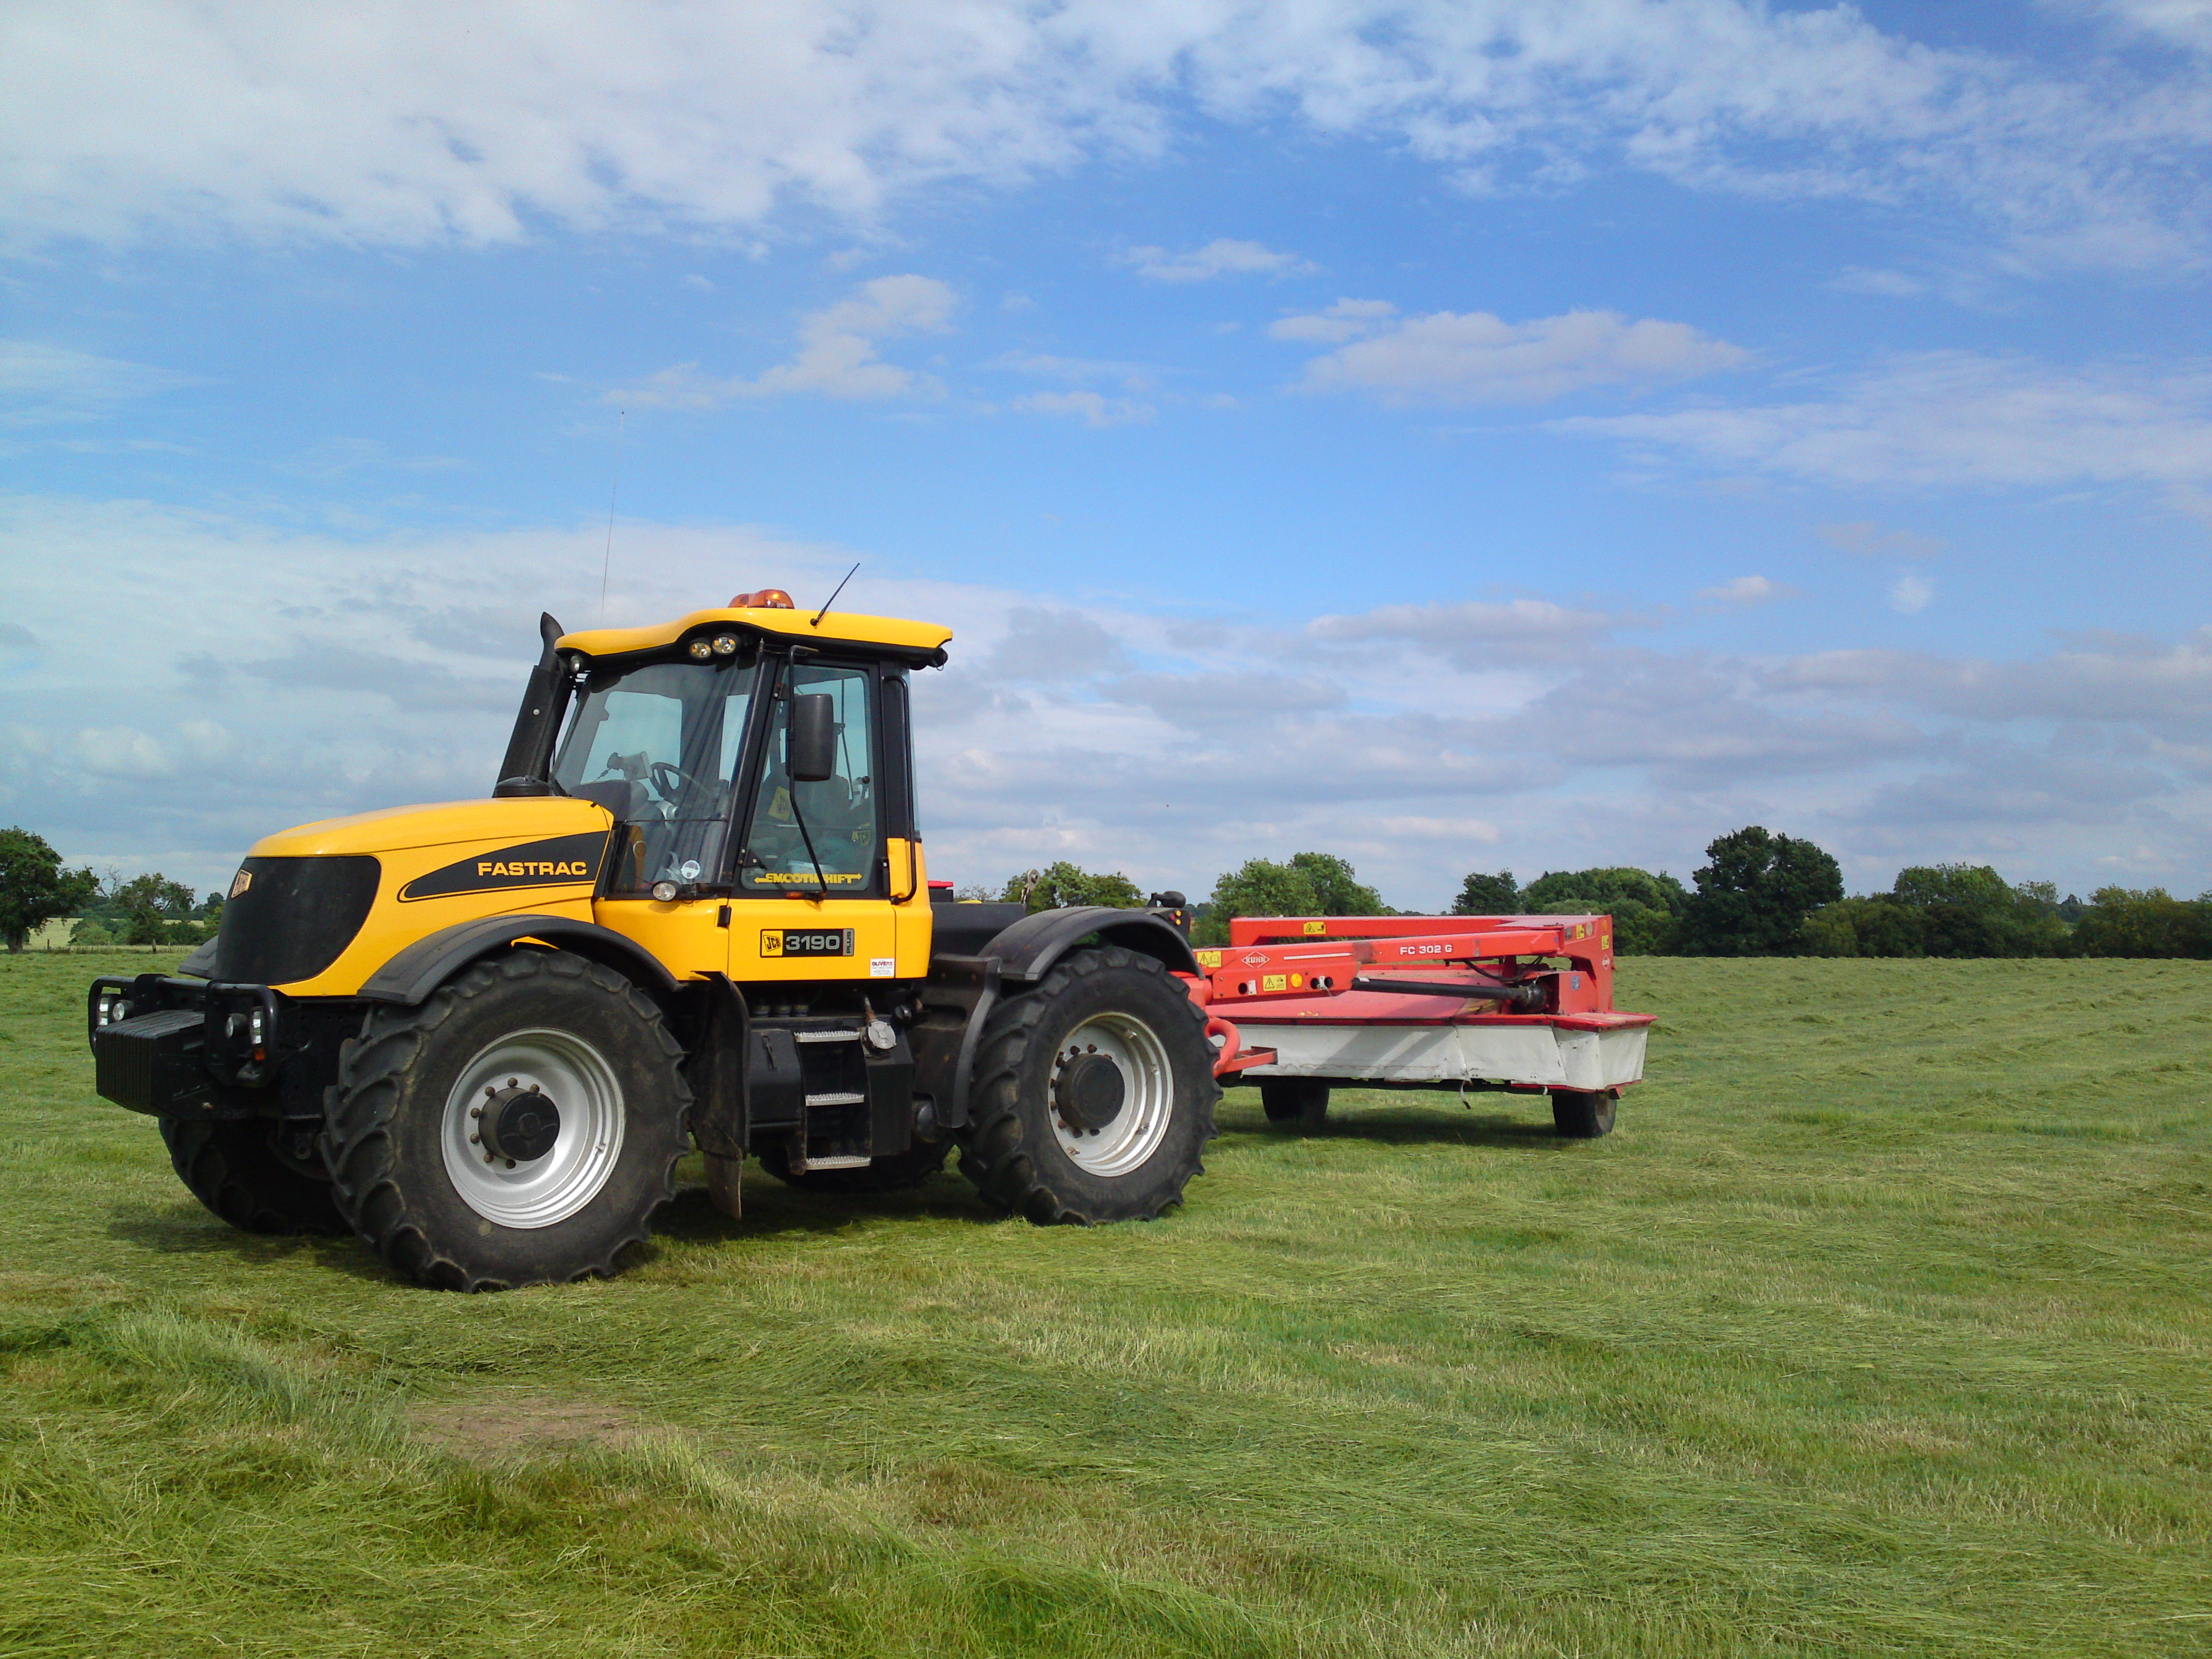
[{"xmin": 1241, "ymin": 952, "xmax": 1269, "ymax": 966}]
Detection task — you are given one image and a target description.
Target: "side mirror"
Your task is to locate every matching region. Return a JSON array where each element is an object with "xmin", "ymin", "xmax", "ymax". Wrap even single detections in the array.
[{"xmin": 787, "ymin": 693, "xmax": 838, "ymax": 782}]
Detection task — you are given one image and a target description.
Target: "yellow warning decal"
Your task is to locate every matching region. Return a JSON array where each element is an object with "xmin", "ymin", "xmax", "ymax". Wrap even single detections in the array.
[
  {"xmin": 1303, "ymin": 920, "xmax": 1326, "ymax": 935},
  {"xmin": 1262, "ymin": 973, "xmax": 1288, "ymax": 992},
  {"xmin": 1194, "ymin": 949, "xmax": 1222, "ymax": 969}
]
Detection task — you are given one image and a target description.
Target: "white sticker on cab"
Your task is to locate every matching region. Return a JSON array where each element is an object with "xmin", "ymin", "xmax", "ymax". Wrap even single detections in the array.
[{"xmin": 869, "ymin": 957, "xmax": 895, "ymax": 978}]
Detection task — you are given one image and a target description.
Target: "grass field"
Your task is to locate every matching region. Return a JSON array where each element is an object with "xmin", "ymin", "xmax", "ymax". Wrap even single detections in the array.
[{"xmin": 3, "ymin": 951, "xmax": 2208, "ymax": 1656}]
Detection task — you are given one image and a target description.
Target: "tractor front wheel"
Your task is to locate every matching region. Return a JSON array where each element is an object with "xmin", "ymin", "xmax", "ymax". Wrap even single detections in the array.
[
  {"xmin": 322, "ymin": 951, "xmax": 691, "ymax": 1290},
  {"xmin": 958, "ymin": 946, "xmax": 1218, "ymax": 1225}
]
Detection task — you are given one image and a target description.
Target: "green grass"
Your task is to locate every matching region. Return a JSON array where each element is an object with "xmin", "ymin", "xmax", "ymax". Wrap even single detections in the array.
[{"xmin": 3, "ymin": 951, "xmax": 2209, "ymax": 1656}]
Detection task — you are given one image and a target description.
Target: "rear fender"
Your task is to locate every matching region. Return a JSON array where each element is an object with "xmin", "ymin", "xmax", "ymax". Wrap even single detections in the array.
[
  {"xmin": 912, "ymin": 909, "xmax": 1198, "ymax": 1133},
  {"xmin": 980, "ymin": 906, "xmax": 1200, "ymax": 983},
  {"xmin": 357, "ymin": 914, "xmax": 680, "ymax": 1006}
]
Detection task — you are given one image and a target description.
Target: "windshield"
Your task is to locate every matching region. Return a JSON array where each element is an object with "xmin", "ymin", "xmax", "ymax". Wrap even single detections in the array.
[{"xmin": 552, "ymin": 656, "xmax": 758, "ymax": 891}]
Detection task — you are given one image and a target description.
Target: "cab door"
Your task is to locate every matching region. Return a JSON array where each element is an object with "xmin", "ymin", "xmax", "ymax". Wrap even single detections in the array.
[
  {"xmin": 728, "ymin": 660, "xmax": 901, "ymax": 987},
  {"xmin": 879, "ymin": 666, "xmax": 933, "ymax": 977}
]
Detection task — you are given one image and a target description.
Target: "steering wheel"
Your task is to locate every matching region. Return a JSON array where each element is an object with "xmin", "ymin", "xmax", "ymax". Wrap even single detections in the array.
[{"xmin": 648, "ymin": 760, "xmax": 696, "ymax": 802}]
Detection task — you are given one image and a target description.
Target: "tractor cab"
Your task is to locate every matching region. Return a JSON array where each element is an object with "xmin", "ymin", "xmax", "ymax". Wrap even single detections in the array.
[{"xmin": 489, "ymin": 591, "xmax": 949, "ymax": 988}]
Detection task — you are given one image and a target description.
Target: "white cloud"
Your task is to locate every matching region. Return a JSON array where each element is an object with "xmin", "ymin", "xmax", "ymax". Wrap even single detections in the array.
[
  {"xmin": 1889, "ymin": 572, "xmax": 1937, "ymax": 613},
  {"xmin": 1828, "ymin": 267, "xmax": 1926, "ymax": 297},
  {"xmin": 1698, "ymin": 575, "xmax": 1788, "ymax": 604},
  {"xmin": 1008, "ymin": 390, "xmax": 1154, "ymax": 427},
  {"xmin": 2064, "ymin": 1, "xmax": 2212, "ymax": 52},
  {"xmin": 0, "ymin": 340, "xmax": 191, "ymax": 428},
  {"xmin": 1284, "ymin": 307, "xmax": 1750, "ymax": 405},
  {"xmin": 1123, "ymin": 239, "xmax": 1313, "ymax": 281},
  {"xmin": 1268, "ymin": 300, "xmax": 1399, "ymax": 344},
  {"xmin": 614, "ymin": 275, "xmax": 955, "ymax": 408},
  {"xmin": 1, "ymin": 4, "xmax": 2206, "ymax": 272},
  {"xmin": 1562, "ymin": 352, "xmax": 2212, "ymax": 491}
]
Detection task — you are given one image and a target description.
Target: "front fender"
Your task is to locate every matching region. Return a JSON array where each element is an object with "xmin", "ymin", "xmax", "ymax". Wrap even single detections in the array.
[{"xmin": 357, "ymin": 914, "xmax": 680, "ymax": 1005}]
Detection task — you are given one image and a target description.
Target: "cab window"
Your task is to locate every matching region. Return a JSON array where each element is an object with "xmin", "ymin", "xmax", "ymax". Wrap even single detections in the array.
[{"xmin": 739, "ymin": 664, "xmax": 878, "ymax": 896}]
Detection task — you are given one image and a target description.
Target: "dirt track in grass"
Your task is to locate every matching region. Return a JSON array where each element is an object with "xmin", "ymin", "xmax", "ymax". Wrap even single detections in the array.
[{"xmin": 3, "ymin": 950, "xmax": 2208, "ymax": 1656}]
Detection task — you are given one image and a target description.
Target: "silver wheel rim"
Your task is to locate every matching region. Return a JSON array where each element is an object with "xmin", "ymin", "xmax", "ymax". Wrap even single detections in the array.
[
  {"xmin": 440, "ymin": 1029, "xmax": 625, "ymax": 1228},
  {"xmin": 1050, "ymin": 1011, "xmax": 1174, "ymax": 1177}
]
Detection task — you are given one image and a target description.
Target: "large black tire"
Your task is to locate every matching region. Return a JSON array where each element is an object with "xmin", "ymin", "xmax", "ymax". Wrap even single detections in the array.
[
  {"xmin": 322, "ymin": 951, "xmax": 691, "ymax": 1290},
  {"xmin": 755, "ymin": 1136, "xmax": 951, "ymax": 1193},
  {"xmin": 1260, "ymin": 1079, "xmax": 1330, "ymax": 1129},
  {"xmin": 159, "ymin": 1117, "xmax": 348, "ymax": 1235},
  {"xmin": 958, "ymin": 945, "xmax": 1218, "ymax": 1225},
  {"xmin": 1552, "ymin": 1088, "xmax": 1618, "ymax": 1139}
]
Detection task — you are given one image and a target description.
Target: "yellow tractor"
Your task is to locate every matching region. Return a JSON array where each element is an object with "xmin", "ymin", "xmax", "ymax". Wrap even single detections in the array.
[{"xmin": 89, "ymin": 590, "xmax": 1217, "ymax": 1288}]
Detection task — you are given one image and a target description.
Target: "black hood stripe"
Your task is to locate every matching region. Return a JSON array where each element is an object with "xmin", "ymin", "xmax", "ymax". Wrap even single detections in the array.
[{"xmin": 397, "ymin": 832, "xmax": 611, "ymax": 902}]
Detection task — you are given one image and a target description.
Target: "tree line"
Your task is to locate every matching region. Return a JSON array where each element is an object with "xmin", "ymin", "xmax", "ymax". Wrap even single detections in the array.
[
  {"xmin": 987, "ymin": 826, "xmax": 2212, "ymax": 959},
  {"xmin": 8, "ymin": 818, "xmax": 2209, "ymax": 958},
  {"xmin": 0, "ymin": 827, "xmax": 221, "ymax": 952}
]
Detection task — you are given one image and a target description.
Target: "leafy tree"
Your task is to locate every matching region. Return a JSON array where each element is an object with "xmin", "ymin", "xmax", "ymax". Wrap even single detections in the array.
[
  {"xmin": 1678, "ymin": 826, "xmax": 1843, "ymax": 956},
  {"xmin": 1286, "ymin": 852, "xmax": 1387, "ymax": 917},
  {"xmin": 1890, "ymin": 864, "xmax": 2067, "ymax": 957},
  {"xmin": 1451, "ymin": 869, "xmax": 1518, "ymax": 915},
  {"xmin": 1802, "ymin": 865, "xmax": 2070, "ymax": 958},
  {"xmin": 2071, "ymin": 888, "xmax": 2212, "ymax": 958},
  {"xmin": 1798, "ymin": 896, "xmax": 1927, "ymax": 958},
  {"xmin": 108, "ymin": 872, "xmax": 200, "ymax": 949},
  {"xmin": 1520, "ymin": 866, "xmax": 1691, "ymax": 956},
  {"xmin": 0, "ymin": 827, "xmax": 97, "ymax": 954},
  {"xmin": 1197, "ymin": 859, "xmax": 1319, "ymax": 945},
  {"xmin": 999, "ymin": 862, "xmax": 1146, "ymax": 913},
  {"xmin": 1195, "ymin": 851, "xmax": 1386, "ymax": 945}
]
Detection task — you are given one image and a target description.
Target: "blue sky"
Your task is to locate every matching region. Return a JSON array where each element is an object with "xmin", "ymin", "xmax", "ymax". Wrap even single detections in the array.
[{"xmin": 4, "ymin": 0, "xmax": 2210, "ymax": 907}]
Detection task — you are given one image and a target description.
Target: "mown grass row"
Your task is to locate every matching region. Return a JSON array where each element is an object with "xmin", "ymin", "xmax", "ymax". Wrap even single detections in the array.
[{"xmin": 2, "ymin": 951, "xmax": 2208, "ymax": 1655}]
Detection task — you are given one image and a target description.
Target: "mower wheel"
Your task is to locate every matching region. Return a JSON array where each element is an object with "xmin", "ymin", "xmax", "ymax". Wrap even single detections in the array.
[
  {"xmin": 322, "ymin": 950, "xmax": 691, "ymax": 1290},
  {"xmin": 1259, "ymin": 1079, "xmax": 1330, "ymax": 1128},
  {"xmin": 159, "ymin": 1117, "xmax": 349, "ymax": 1235},
  {"xmin": 755, "ymin": 1136, "xmax": 951, "ymax": 1193},
  {"xmin": 1551, "ymin": 1088, "xmax": 1618, "ymax": 1139},
  {"xmin": 958, "ymin": 945, "xmax": 1218, "ymax": 1225}
]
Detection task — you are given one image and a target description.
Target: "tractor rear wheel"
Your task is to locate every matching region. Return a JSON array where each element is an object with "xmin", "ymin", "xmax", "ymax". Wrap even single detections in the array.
[
  {"xmin": 958, "ymin": 945, "xmax": 1218, "ymax": 1225},
  {"xmin": 1260, "ymin": 1079, "xmax": 1330, "ymax": 1128},
  {"xmin": 1552, "ymin": 1088, "xmax": 1618, "ymax": 1139},
  {"xmin": 159, "ymin": 1117, "xmax": 348, "ymax": 1235},
  {"xmin": 755, "ymin": 1136, "xmax": 951, "ymax": 1193},
  {"xmin": 322, "ymin": 951, "xmax": 691, "ymax": 1290}
]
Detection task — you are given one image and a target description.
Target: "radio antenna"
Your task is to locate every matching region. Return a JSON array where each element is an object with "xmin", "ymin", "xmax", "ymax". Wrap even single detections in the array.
[
  {"xmin": 810, "ymin": 560, "xmax": 858, "ymax": 628},
  {"xmin": 599, "ymin": 409, "xmax": 625, "ymax": 625}
]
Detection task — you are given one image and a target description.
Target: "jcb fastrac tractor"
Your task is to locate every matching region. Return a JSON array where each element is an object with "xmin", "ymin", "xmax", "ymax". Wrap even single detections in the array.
[
  {"xmin": 89, "ymin": 589, "xmax": 1651, "ymax": 1290},
  {"xmin": 90, "ymin": 592, "xmax": 1223, "ymax": 1287}
]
